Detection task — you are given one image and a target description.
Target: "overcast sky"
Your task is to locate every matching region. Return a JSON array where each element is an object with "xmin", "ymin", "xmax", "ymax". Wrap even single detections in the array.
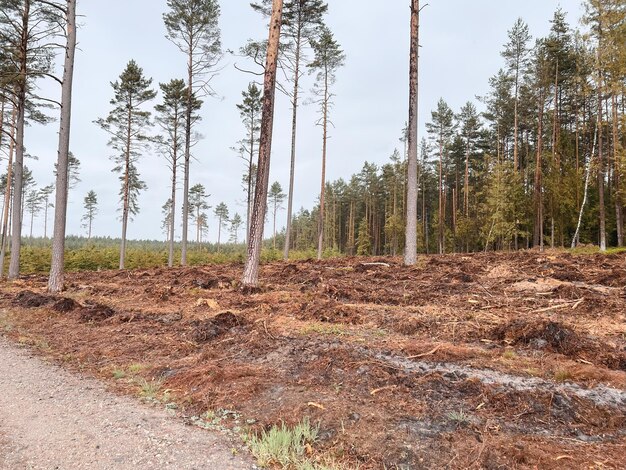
[{"xmin": 23, "ymin": 0, "xmax": 585, "ymax": 242}]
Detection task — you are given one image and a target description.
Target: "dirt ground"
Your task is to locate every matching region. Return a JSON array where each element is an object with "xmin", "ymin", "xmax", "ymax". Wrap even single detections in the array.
[{"xmin": 1, "ymin": 250, "xmax": 625, "ymax": 469}]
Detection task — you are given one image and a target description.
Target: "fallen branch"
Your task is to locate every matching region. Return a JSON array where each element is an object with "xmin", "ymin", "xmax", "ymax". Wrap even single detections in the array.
[
  {"xmin": 370, "ymin": 385, "xmax": 397, "ymax": 396},
  {"xmin": 534, "ymin": 299, "xmax": 584, "ymax": 314},
  {"xmin": 407, "ymin": 344, "xmax": 442, "ymax": 359}
]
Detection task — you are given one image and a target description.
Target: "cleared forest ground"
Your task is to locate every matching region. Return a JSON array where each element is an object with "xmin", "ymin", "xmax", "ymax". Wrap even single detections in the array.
[{"xmin": 1, "ymin": 251, "xmax": 625, "ymax": 469}]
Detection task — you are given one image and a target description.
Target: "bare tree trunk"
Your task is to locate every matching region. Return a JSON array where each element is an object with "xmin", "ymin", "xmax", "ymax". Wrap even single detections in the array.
[
  {"xmin": 242, "ymin": 0, "xmax": 283, "ymax": 288},
  {"xmin": 438, "ymin": 139, "xmax": 444, "ymax": 254},
  {"xmin": 598, "ymin": 92, "xmax": 606, "ymax": 252},
  {"xmin": 168, "ymin": 122, "xmax": 178, "ymax": 268},
  {"xmin": 272, "ymin": 202, "xmax": 277, "ymax": 250},
  {"xmin": 572, "ymin": 122, "xmax": 598, "ymax": 248},
  {"xmin": 0, "ymin": 107, "xmax": 17, "ymax": 278},
  {"xmin": 8, "ymin": 0, "xmax": 30, "ymax": 279},
  {"xmin": 613, "ymin": 94, "xmax": 623, "ymax": 247},
  {"xmin": 404, "ymin": 0, "xmax": 420, "ymax": 265},
  {"xmin": 317, "ymin": 69, "xmax": 329, "ymax": 260},
  {"xmin": 464, "ymin": 138, "xmax": 470, "ymax": 217},
  {"xmin": 217, "ymin": 216, "xmax": 222, "ymax": 252},
  {"xmin": 181, "ymin": 50, "xmax": 194, "ymax": 266},
  {"xmin": 513, "ymin": 65, "xmax": 519, "ymax": 171},
  {"xmin": 48, "ymin": 0, "xmax": 77, "ymax": 292},
  {"xmin": 120, "ymin": 105, "xmax": 132, "ymax": 270},
  {"xmin": 533, "ymin": 93, "xmax": 544, "ymax": 249},
  {"xmin": 284, "ymin": 27, "xmax": 303, "ymax": 261},
  {"xmin": 43, "ymin": 200, "xmax": 48, "ymax": 239}
]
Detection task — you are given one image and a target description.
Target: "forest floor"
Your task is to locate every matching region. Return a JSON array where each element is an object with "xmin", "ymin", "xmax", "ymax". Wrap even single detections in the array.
[{"xmin": 0, "ymin": 250, "xmax": 625, "ymax": 469}]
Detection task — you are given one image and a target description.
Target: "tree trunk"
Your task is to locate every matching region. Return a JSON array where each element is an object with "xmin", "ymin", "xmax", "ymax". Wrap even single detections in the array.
[
  {"xmin": 181, "ymin": 48, "xmax": 194, "ymax": 266},
  {"xmin": 0, "ymin": 106, "xmax": 17, "ymax": 278},
  {"xmin": 8, "ymin": 0, "xmax": 30, "ymax": 280},
  {"xmin": 48, "ymin": 0, "xmax": 77, "ymax": 292},
  {"xmin": 168, "ymin": 120, "xmax": 178, "ymax": 268},
  {"xmin": 533, "ymin": 93, "xmax": 544, "ymax": 249},
  {"xmin": 284, "ymin": 26, "xmax": 303, "ymax": 261},
  {"xmin": 598, "ymin": 90, "xmax": 606, "ymax": 252},
  {"xmin": 217, "ymin": 217, "xmax": 222, "ymax": 252},
  {"xmin": 438, "ymin": 138, "xmax": 444, "ymax": 254},
  {"xmin": 612, "ymin": 94, "xmax": 623, "ymax": 247},
  {"xmin": 317, "ymin": 69, "xmax": 329, "ymax": 260},
  {"xmin": 513, "ymin": 65, "xmax": 519, "ymax": 171},
  {"xmin": 404, "ymin": 0, "xmax": 420, "ymax": 265},
  {"xmin": 120, "ymin": 102, "xmax": 132, "ymax": 270},
  {"xmin": 242, "ymin": 0, "xmax": 283, "ymax": 288},
  {"xmin": 0, "ymin": 106, "xmax": 17, "ymax": 279}
]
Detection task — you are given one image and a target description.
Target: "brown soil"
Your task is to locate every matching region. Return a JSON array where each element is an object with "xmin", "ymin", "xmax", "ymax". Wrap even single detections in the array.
[{"xmin": 1, "ymin": 250, "xmax": 626, "ymax": 469}]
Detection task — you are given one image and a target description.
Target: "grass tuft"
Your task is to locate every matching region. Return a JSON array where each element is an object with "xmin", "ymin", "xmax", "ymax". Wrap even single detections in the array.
[{"xmin": 246, "ymin": 418, "xmax": 321, "ymax": 468}]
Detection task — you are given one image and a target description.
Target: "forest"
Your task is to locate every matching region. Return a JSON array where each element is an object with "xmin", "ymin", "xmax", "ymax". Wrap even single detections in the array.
[
  {"xmin": 1, "ymin": 1, "xmax": 626, "ymax": 470},
  {"xmin": 0, "ymin": 0, "xmax": 624, "ymax": 283}
]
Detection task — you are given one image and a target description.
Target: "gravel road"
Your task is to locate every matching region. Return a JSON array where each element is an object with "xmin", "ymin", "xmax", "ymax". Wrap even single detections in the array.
[{"xmin": 0, "ymin": 337, "xmax": 254, "ymax": 469}]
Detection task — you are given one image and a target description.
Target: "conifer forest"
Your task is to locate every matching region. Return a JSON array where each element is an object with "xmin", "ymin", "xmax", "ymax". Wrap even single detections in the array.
[{"xmin": 1, "ymin": 1, "xmax": 626, "ymax": 470}]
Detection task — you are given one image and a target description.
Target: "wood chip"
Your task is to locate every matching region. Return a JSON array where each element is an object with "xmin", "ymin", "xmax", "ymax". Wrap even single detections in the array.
[{"xmin": 307, "ymin": 402, "xmax": 325, "ymax": 410}]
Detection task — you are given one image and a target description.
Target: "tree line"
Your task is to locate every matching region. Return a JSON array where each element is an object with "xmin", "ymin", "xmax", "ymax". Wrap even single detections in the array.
[{"xmin": 1, "ymin": 0, "xmax": 624, "ymax": 290}]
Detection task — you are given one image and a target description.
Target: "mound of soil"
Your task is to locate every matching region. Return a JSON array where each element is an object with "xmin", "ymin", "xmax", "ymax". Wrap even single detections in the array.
[
  {"xmin": 51, "ymin": 298, "xmax": 80, "ymax": 313},
  {"xmin": 492, "ymin": 320, "xmax": 584, "ymax": 355},
  {"xmin": 297, "ymin": 299, "xmax": 362, "ymax": 324},
  {"xmin": 76, "ymin": 302, "xmax": 116, "ymax": 322},
  {"xmin": 190, "ymin": 311, "xmax": 245, "ymax": 343},
  {"xmin": 13, "ymin": 291, "xmax": 53, "ymax": 308}
]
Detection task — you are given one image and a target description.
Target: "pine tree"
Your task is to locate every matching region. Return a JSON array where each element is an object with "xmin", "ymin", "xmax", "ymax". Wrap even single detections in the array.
[
  {"xmin": 214, "ymin": 202, "xmax": 229, "ymax": 252},
  {"xmin": 242, "ymin": 0, "xmax": 284, "ymax": 287},
  {"xmin": 405, "ymin": 0, "xmax": 420, "ymax": 265},
  {"xmin": 309, "ymin": 25, "xmax": 345, "ymax": 260},
  {"xmin": 38, "ymin": 184, "xmax": 54, "ymax": 238},
  {"xmin": 235, "ymin": 83, "xmax": 262, "ymax": 242},
  {"xmin": 229, "ymin": 213, "xmax": 243, "ymax": 244},
  {"xmin": 188, "ymin": 183, "xmax": 210, "ymax": 244},
  {"xmin": 426, "ymin": 98, "xmax": 456, "ymax": 254},
  {"xmin": 1, "ymin": 0, "xmax": 60, "ymax": 279},
  {"xmin": 268, "ymin": 181, "xmax": 285, "ymax": 249},
  {"xmin": 81, "ymin": 190, "xmax": 98, "ymax": 240},
  {"xmin": 164, "ymin": 0, "xmax": 221, "ymax": 265},
  {"xmin": 48, "ymin": 0, "xmax": 77, "ymax": 293},
  {"xmin": 24, "ymin": 188, "xmax": 42, "ymax": 237},
  {"xmin": 155, "ymin": 78, "xmax": 200, "ymax": 266},
  {"xmin": 95, "ymin": 60, "xmax": 156, "ymax": 269},
  {"xmin": 251, "ymin": 0, "xmax": 328, "ymax": 261},
  {"xmin": 356, "ymin": 217, "xmax": 371, "ymax": 255},
  {"xmin": 502, "ymin": 18, "xmax": 532, "ymax": 171}
]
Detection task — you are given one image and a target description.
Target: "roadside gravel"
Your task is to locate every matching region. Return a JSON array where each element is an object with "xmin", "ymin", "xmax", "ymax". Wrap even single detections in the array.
[{"xmin": 0, "ymin": 337, "xmax": 255, "ymax": 470}]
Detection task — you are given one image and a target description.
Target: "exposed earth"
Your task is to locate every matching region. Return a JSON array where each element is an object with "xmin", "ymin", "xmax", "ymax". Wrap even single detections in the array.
[{"xmin": 1, "ymin": 250, "xmax": 625, "ymax": 469}]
